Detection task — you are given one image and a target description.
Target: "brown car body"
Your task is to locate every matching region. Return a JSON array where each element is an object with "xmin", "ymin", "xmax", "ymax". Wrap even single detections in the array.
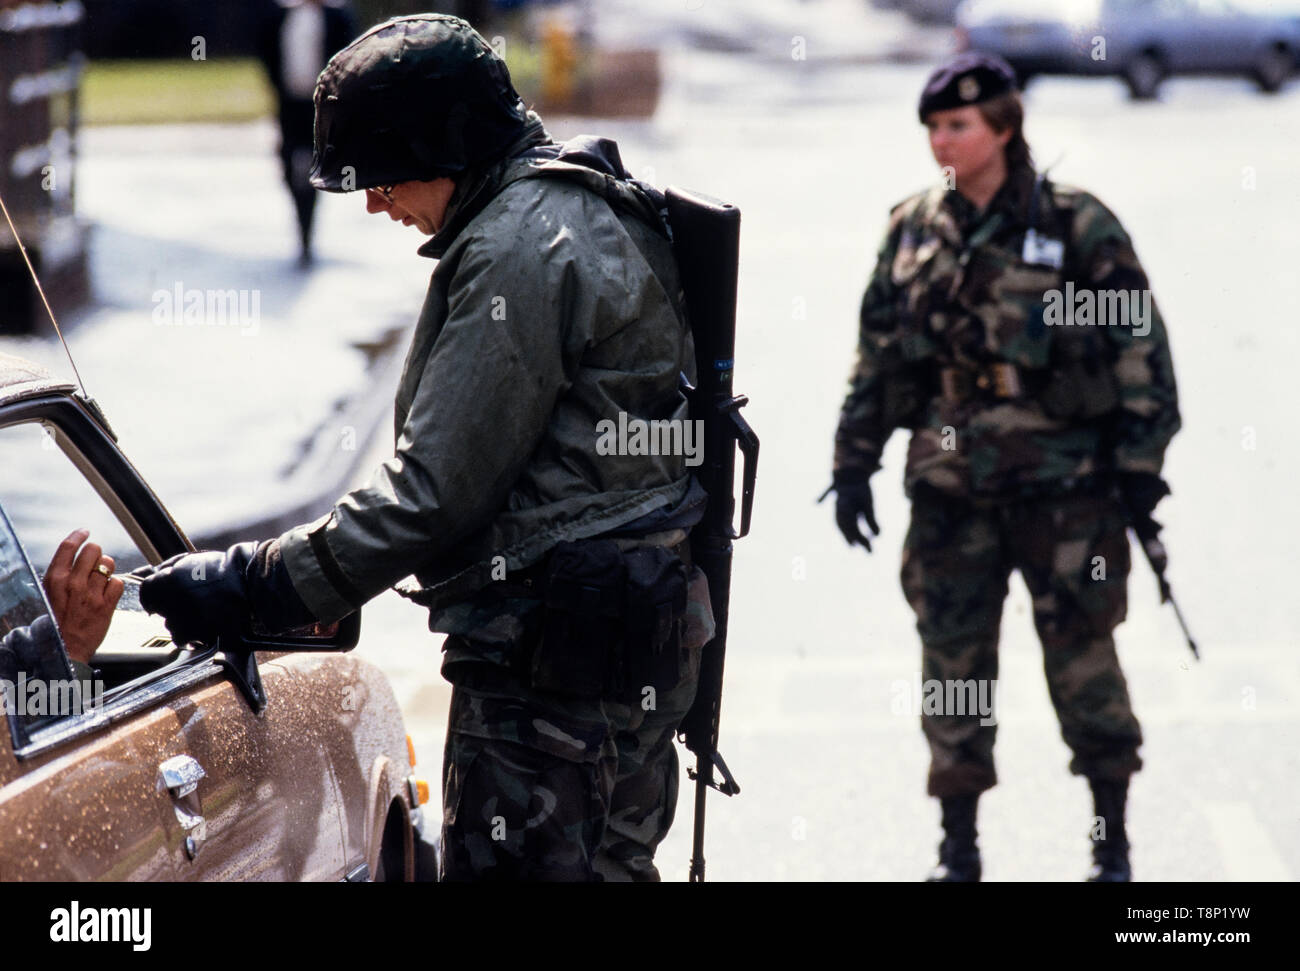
[{"xmin": 0, "ymin": 354, "xmax": 424, "ymax": 881}]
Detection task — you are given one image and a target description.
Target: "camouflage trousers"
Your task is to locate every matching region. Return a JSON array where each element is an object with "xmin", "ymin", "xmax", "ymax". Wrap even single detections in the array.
[
  {"xmin": 900, "ymin": 487, "xmax": 1143, "ymax": 797},
  {"xmin": 438, "ymin": 570, "xmax": 712, "ymax": 882}
]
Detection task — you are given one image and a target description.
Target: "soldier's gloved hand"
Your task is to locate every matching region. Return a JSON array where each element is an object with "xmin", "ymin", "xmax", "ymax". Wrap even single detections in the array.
[
  {"xmin": 827, "ymin": 476, "xmax": 880, "ymax": 552},
  {"xmin": 138, "ymin": 543, "xmax": 258, "ymax": 647},
  {"xmin": 1117, "ymin": 471, "xmax": 1170, "ymax": 536},
  {"xmin": 138, "ymin": 539, "xmax": 321, "ymax": 646}
]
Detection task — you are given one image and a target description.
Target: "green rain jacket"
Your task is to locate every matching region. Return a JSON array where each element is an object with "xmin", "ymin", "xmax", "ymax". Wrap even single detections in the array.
[{"xmin": 278, "ymin": 132, "xmax": 696, "ymax": 628}]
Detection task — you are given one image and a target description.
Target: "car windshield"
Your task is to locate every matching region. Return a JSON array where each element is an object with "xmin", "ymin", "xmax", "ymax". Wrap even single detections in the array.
[
  {"xmin": 1102, "ymin": 0, "xmax": 1157, "ymax": 15},
  {"xmin": 965, "ymin": 0, "xmax": 1102, "ymax": 24},
  {"xmin": 0, "ymin": 420, "xmax": 179, "ymax": 730}
]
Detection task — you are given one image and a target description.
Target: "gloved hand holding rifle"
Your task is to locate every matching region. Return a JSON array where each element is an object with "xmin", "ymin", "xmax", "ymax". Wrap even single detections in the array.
[{"xmin": 1116, "ymin": 471, "xmax": 1199, "ymax": 660}]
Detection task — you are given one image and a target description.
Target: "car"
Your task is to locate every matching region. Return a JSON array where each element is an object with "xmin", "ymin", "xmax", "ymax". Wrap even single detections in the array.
[
  {"xmin": 955, "ymin": 0, "xmax": 1300, "ymax": 99},
  {"xmin": 900, "ymin": 0, "xmax": 966, "ymax": 25},
  {"xmin": 0, "ymin": 352, "xmax": 437, "ymax": 881}
]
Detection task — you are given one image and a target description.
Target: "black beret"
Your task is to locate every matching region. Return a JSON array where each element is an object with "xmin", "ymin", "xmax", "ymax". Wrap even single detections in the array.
[{"xmin": 918, "ymin": 52, "xmax": 1018, "ymax": 121}]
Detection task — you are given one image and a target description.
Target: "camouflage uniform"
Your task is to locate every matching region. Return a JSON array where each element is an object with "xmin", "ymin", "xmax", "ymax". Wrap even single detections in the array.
[
  {"xmin": 834, "ymin": 162, "xmax": 1180, "ymax": 796},
  {"xmin": 439, "ymin": 570, "xmax": 714, "ymax": 881}
]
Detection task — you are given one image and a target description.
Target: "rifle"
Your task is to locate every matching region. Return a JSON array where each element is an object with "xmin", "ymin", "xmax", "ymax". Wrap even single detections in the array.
[
  {"xmin": 1129, "ymin": 512, "xmax": 1199, "ymax": 660},
  {"xmin": 665, "ymin": 187, "xmax": 758, "ymax": 883},
  {"xmin": 1099, "ymin": 419, "xmax": 1197, "ymax": 661}
]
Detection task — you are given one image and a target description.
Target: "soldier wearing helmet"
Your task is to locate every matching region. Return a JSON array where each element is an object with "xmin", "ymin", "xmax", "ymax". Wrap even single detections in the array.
[{"xmin": 140, "ymin": 15, "xmax": 713, "ymax": 882}]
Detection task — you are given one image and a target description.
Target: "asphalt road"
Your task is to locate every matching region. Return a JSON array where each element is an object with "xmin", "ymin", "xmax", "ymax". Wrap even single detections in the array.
[
  {"xmin": 2, "ymin": 0, "xmax": 1289, "ymax": 886},
  {"xmin": 355, "ymin": 43, "xmax": 1300, "ymax": 882}
]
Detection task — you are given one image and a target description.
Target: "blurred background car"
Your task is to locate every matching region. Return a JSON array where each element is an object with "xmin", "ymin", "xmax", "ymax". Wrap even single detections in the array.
[
  {"xmin": 954, "ymin": 0, "xmax": 1300, "ymax": 98},
  {"xmin": 893, "ymin": 0, "xmax": 966, "ymax": 25}
]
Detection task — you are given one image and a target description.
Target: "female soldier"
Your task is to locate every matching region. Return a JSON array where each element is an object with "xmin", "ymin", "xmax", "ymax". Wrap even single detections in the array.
[{"xmin": 828, "ymin": 53, "xmax": 1180, "ymax": 882}]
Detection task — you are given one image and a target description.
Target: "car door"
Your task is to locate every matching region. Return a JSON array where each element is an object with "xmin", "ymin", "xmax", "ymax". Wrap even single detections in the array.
[
  {"xmin": 0, "ymin": 394, "xmax": 351, "ymax": 879},
  {"xmin": 172, "ymin": 653, "xmax": 353, "ymax": 881},
  {"xmin": 1193, "ymin": 0, "xmax": 1259, "ymax": 70},
  {"xmin": 0, "ymin": 498, "xmax": 194, "ymax": 880},
  {"xmin": 1149, "ymin": 0, "xmax": 1216, "ymax": 71}
]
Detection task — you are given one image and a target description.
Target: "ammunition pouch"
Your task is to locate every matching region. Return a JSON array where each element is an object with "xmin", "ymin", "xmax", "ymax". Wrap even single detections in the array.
[
  {"xmin": 525, "ymin": 537, "xmax": 690, "ymax": 701},
  {"xmin": 880, "ymin": 366, "xmax": 931, "ymax": 428},
  {"xmin": 1039, "ymin": 348, "xmax": 1121, "ymax": 420},
  {"xmin": 935, "ymin": 362, "xmax": 1045, "ymax": 406},
  {"xmin": 531, "ymin": 540, "xmax": 624, "ymax": 699},
  {"xmin": 931, "ymin": 348, "xmax": 1118, "ymax": 420},
  {"xmin": 870, "ymin": 330, "xmax": 935, "ymax": 429},
  {"xmin": 621, "ymin": 546, "xmax": 689, "ymax": 701}
]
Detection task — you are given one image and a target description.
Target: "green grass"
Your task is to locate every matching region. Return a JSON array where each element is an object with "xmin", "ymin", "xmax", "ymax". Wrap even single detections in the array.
[
  {"xmin": 79, "ymin": 38, "xmax": 569, "ymax": 127},
  {"xmin": 502, "ymin": 44, "xmax": 545, "ymax": 104},
  {"xmin": 82, "ymin": 58, "xmax": 276, "ymax": 126}
]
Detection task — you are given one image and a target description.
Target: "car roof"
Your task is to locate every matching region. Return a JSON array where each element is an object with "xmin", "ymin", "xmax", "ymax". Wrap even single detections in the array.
[{"xmin": 0, "ymin": 352, "xmax": 77, "ymax": 408}]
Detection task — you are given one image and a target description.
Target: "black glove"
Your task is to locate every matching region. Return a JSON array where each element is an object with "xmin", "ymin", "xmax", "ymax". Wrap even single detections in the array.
[
  {"xmin": 821, "ymin": 476, "xmax": 880, "ymax": 551},
  {"xmin": 138, "ymin": 538, "xmax": 321, "ymax": 644},
  {"xmin": 1117, "ymin": 471, "xmax": 1170, "ymax": 536},
  {"xmin": 138, "ymin": 539, "xmax": 317, "ymax": 647},
  {"xmin": 138, "ymin": 543, "xmax": 257, "ymax": 647}
]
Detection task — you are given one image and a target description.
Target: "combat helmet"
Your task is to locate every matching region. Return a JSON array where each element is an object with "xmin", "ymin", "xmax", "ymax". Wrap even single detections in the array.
[{"xmin": 310, "ymin": 14, "xmax": 532, "ymax": 191}]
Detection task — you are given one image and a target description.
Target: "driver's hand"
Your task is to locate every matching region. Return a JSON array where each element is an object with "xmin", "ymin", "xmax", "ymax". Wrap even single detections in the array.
[{"xmin": 44, "ymin": 528, "xmax": 124, "ymax": 666}]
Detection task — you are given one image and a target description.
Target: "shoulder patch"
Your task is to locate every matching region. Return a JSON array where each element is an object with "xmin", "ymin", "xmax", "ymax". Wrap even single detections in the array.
[{"xmin": 1048, "ymin": 180, "xmax": 1084, "ymax": 214}]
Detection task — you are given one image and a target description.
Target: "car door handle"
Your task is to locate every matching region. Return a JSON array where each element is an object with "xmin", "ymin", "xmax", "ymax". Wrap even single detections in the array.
[
  {"xmin": 159, "ymin": 754, "xmax": 205, "ymax": 798},
  {"xmin": 173, "ymin": 805, "xmax": 206, "ymax": 835},
  {"xmin": 159, "ymin": 755, "xmax": 207, "ymax": 860}
]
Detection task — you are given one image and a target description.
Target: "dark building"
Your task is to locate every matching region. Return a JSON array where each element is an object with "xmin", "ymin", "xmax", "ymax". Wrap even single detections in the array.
[
  {"xmin": 0, "ymin": 0, "xmax": 87, "ymax": 333},
  {"xmin": 78, "ymin": 0, "xmax": 470, "ymax": 60}
]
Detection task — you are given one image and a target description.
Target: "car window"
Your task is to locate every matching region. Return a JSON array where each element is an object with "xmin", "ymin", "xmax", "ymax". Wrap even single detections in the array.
[
  {"xmin": 0, "ymin": 502, "xmax": 81, "ymax": 733},
  {"xmin": 0, "ymin": 421, "xmax": 179, "ymax": 732},
  {"xmin": 0, "ymin": 422, "xmax": 139, "ymax": 572},
  {"xmin": 1061, "ymin": 0, "xmax": 1104, "ymax": 19},
  {"xmin": 1104, "ymin": 0, "xmax": 1161, "ymax": 18}
]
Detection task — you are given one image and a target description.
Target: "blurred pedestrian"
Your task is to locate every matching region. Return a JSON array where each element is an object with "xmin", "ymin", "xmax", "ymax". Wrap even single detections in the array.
[
  {"xmin": 827, "ymin": 52, "xmax": 1181, "ymax": 882},
  {"xmin": 258, "ymin": 0, "xmax": 357, "ymax": 266}
]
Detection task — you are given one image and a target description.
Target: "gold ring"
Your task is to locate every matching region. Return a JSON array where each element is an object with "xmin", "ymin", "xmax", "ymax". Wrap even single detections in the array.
[{"xmin": 96, "ymin": 563, "xmax": 112, "ymax": 577}]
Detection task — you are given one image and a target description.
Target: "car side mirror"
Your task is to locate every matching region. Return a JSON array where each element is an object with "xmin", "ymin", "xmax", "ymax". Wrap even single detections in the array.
[
  {"xmin": 207, "ymin": 611, "xmax": 361, "ymax": 715},
  {"xmin": 242, "ymin": 611, "xmax": 361, "ymax": 652}
]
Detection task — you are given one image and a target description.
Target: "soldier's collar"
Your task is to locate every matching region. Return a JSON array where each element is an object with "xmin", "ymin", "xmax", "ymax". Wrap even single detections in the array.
[
  {"xmin": 995, "ymin": 163, "xmax": 1039, "ymax": 225},
  {"xmin": 417, "ymin": 116, "xmax": 554, "ymax": 260},
  {"xmin": 942, "ymin": 162, "xmax": 1037, "ymax": 229}
]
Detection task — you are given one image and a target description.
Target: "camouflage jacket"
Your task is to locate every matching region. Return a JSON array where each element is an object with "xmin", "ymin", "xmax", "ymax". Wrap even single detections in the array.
[
  {"xmin": 277, "ymin": 135, "xmax": 696, "ymax": 627},
  {"xmin": 834, "ymin": 163, "xmax": 1180, "ymax": 498}
]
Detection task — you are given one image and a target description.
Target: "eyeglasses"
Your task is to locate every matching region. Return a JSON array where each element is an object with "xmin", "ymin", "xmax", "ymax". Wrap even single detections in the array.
[{"xmin": 374, "ymin": 184, "xmax": 397, "ymax": 204}]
